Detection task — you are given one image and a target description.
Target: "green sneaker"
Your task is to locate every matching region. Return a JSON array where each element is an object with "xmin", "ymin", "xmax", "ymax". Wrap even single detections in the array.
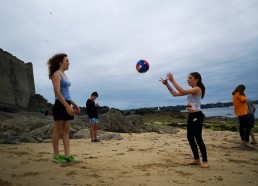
[
  {"xmin": 64, "ymin": 155, "xmax": 77, "ymax": 163},
  {"xmin": 52, "ymin": 155, "xmax": 67, "ymax": 163}
]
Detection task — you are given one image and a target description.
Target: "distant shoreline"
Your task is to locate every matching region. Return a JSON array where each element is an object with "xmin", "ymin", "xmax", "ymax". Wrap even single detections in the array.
[
  {"xmin": 124, "ymin": 101, "xmax": 258, "ymax": 112},
  {"xmin": 195, "ymin": 104, "xmax": 258, "ymax": 118}
]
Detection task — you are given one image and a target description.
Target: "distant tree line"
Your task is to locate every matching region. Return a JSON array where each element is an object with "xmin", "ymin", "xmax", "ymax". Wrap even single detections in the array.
[{"xmin": 125, "ymin": 100, "xmax": 258, "ymax": 112}]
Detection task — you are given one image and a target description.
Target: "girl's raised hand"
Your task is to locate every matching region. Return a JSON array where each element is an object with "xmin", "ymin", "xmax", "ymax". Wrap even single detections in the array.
[
  {"xmin": 159, "ymin": 78, "xmax": 168, "ymax": 85},
  {"xmin": 166, "ymin": 72, "xmax": 174, "ymax": 82}
]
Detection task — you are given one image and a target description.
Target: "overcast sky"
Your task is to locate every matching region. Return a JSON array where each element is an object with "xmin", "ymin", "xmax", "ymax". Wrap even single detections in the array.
[{"xmin": 1, "ymin": 0, "xmax": 258, "ymax": 110}]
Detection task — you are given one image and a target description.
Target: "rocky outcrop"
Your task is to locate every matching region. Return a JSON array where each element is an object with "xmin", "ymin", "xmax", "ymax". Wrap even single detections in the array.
[
  {"xmin": 0, "ymin": 108, "xmax": 179, "ymax": 144},
  {"xmin": 27, "ymin": 94, "xmax": 53, "ymax": 113},
  {"xmin": 99, "ymin": 109, "xmax": 178, "ymax": 134},
  {"xmin": 80, "ymin": 106, "xmax": 110, "ymax": 115},
  {"xmin": 126, "ymin": 109, "xmax": 185, "ymax": 119},
  {"xmin": 100, "ymin": 109, "xmax": 139, "ymax": 133},
  {"xmin": 0, "ymin": 111, "xmax": 124, "ymax": 144},
  {"xmin": 0, "ymin": 48, "xmax": 35, "ymax": 109}
]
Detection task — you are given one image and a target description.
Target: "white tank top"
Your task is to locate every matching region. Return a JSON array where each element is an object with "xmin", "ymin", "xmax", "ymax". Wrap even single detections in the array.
[{"xmin": 186, "ymin": 94, "xmax": 201, "ymax": 112}]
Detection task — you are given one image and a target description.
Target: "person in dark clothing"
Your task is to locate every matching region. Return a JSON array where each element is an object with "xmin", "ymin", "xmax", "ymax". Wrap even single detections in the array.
[
  {"xmin": 44, "ymin": 109, "xmax": 50, "ymax": 116},
  {"xmin": 86, "ymin": 92, "xmax": 100, "ymax": 142},
  {"xmin": 247, "ymin": 99, "xmax": 257, "ymax": 144}
]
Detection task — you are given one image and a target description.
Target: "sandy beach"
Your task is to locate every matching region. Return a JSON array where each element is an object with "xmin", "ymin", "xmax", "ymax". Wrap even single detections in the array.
[{"xmin": 0, "ymin": 129, "xmax": 257, "ymax": 186}]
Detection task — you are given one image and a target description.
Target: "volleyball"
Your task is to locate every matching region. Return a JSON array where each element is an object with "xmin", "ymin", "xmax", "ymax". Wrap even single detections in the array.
[{"xmin": 136, "ymin": 60, "xmax": 150, "ymax": 73}]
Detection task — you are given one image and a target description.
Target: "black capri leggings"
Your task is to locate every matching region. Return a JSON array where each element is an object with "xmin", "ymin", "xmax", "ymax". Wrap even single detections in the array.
[{"xmin": 187, "ymin": 111, "xmax": 207, "ymax": 162}]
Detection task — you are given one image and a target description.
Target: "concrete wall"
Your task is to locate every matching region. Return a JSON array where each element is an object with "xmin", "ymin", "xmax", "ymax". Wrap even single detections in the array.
[{"xmin": 0, "ymin": 48, "xmax": 35, "ymax": 108}]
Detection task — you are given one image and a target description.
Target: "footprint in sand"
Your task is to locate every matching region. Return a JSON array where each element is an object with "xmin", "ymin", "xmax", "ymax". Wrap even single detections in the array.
[
  {"xmin": 66, "ymin": 170, "xmax": 78, "ymax": 176},
  {"xmin": 214, "ymin": 176, "xmax": 223, "ymax": 181},
  {"xmin": 30, "ymin": 158, "xmax": 49, "ymax": 162},
  {"xmin": 84, "ymin": 156, "xmax": 98, "ymax": 159},
  {"xmin": 0, "ymin": 178, "xmax": 12, "ymax": 186},
  {"xmin": 11, "ymin": 172, "xmax": 41, "ymax": 178},
  {"xmin": 175, "ymin": 170, "xmax": 193, "ymax": 177},
  {"xmin": 37, "ymin": 152, "xmax": 51, "ymax": 155}
]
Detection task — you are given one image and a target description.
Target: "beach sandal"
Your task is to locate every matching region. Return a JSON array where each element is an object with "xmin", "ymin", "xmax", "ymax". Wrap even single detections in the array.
[{"xmin": 250, "ymin": 141, "xmax": 257, "ymax": 144}]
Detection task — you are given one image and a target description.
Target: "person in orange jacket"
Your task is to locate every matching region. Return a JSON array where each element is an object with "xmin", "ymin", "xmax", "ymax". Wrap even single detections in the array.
[{"xmin": 232, "ymin": 84, "xmax": 254, "ymax": 148}]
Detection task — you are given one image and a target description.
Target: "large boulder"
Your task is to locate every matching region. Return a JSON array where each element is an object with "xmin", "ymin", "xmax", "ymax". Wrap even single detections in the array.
[
  {"xmin": 27, "ymin": 94, "xmax": 53, "ymax": 113},
  {"xmin": 125, "ymin": 114, "xmax": 147, "ymax": 132},
  {"xmin": 99, "ymin": 109, "xmax": 140, "ymax": 133},
  {"xmin": 73, "ymin": 129, "xmax": 90, "ymax": 139},
  {"xmin": 99, "ymin": 132, "xmax": 123, "ymax": 140}
]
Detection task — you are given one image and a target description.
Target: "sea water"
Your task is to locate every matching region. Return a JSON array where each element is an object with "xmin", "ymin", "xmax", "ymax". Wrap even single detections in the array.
[{"xmin": 201, "ymin": 104, "xmax": 258, "ymax": 118}]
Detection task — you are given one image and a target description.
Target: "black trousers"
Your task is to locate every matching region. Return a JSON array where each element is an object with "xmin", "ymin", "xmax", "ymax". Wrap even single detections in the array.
[
  {"xmin": 238, "ymin": 114, "xmax": 251, "ymax": 142},
  {"xmin": 187, "ymin": 111, "xmax": 208, "ymax": 162}
]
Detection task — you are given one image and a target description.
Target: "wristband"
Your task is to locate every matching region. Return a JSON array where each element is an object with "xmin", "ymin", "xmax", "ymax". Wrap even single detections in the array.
[{"xmin": 167, "ymin": 86, "xmax": 173, "ymax": 91}]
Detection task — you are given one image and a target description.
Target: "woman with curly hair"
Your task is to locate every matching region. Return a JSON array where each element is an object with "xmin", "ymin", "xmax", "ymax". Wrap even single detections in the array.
[{"xmin": 47, "ymin": 53, "xmax": 80, "ymax": 163}]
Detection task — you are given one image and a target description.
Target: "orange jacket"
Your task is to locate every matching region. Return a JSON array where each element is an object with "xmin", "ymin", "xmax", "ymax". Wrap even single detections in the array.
[{"xmin": 232, "ymin": 92, "xmax": 248, "ymax": 116}]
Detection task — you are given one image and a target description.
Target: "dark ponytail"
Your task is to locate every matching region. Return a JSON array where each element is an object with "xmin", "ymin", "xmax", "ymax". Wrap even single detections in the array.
[{"xmin": 190, "ymin": 72, "xmax": 205, "ymax": 99}]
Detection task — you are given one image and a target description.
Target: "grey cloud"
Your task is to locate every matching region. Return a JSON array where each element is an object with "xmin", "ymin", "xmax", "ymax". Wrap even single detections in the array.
[{"xmin": 1, "ymin": 0, "xmax": 258, "ymax": 109}]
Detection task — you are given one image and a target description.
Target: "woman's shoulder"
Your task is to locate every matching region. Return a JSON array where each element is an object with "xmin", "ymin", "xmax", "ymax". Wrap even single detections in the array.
[
  {"xmin": 52, "ymin": 71, "xmax": 61, "ymax": 78},
  {"xmin": 51, "ymin": 72, "xmax": 62, "ymax": 82},
  {"xmin": 192, "ymin": 87, "xmax": 202, "ymax": 96}
]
